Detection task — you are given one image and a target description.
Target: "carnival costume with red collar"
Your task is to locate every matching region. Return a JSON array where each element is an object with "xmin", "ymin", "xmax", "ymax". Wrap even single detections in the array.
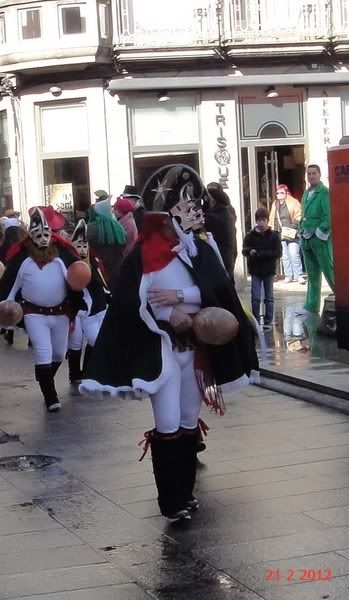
[
  {"xmin": 80, "ymin": 165, "xmax": 259, "ymax": 523},
  {"xmin": 67, "ymin": 219, "xmax": 108, "ymax": 394},
  {"xmin": 0, "ymin": 208, "xmax": 85, "ymax": 412}
]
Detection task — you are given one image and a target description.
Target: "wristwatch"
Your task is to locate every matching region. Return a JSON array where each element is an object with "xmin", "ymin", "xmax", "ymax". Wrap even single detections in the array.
[{"xmin": 176, "ymin": 289, "xmax": 185, "ymax": 303}]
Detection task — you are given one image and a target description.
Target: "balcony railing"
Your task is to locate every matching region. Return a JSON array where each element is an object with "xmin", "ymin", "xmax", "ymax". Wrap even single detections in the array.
[
  {"xmin": 224, "ymin": 0, "xmax": 328, "ymax": 43},
  {"xmin": 117, "ymin": 0, "xmax": 219, "ymax": 47},
  {"xmin": 332, "ymin": 0, "xmax": 349, "ymax": 38},
  {"xmin": 115, "ymin": 0, "xmax": 349, "ymax": 49}
]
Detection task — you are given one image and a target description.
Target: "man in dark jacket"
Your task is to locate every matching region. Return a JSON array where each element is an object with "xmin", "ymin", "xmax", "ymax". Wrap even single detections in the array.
[
  {"xmin": 121, "ymin": 185, "xmax": 145, "ymax": 233},
  {"xmin": 242, "ymin": 207, "xmax": 282, "ymax": 330},
  {"xmin": 205, "ymin": 182, "xmax": 238, "ymax": 279}
]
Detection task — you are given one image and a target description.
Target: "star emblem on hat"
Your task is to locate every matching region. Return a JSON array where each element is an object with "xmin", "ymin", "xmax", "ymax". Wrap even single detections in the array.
[{"xmin": 151, "ymin": 178, "xmax": 172, "ymax": 201}]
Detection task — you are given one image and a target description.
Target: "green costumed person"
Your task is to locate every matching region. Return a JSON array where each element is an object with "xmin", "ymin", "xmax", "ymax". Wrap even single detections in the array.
[{"xmin": 297, "ymin": 164, "xmax": 334, "ymax": 315}]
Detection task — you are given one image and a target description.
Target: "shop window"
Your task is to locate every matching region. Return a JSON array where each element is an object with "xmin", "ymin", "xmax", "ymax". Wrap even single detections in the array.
[
  {"xmin": 59, "ymin": 4, "xmax": 86, "ymax": 35},
  {"xmin": 130, "ymin": 97, "xmax": 199, "ymax": 147},
  {"xmin": 239, "ymin": 95, "xmax": 304, "ymax": 140},
  {"xmin": 0, "ymin": 112, "xmax": 13, "ymax": 216},
  {"xmin": 0, "ymin": 14, "xmax": 6, "ymax": 44},
  {"xmin": 19, "ymin": 8, "xmax": 41, "ymax": 40},
  {"xmin": 43, "ymin": 157, "xmax": 90, "ymax": 219},
  {"xmin": 133, "ymin": 152, "xmax": 200, "ymax": 195},
  {"xmin": 99, "ymin": 2, "xmax": 111, "ymax": 38},
  {"xmin": 39, "ymin": 103, "xmax": 90, "ymax": 219}
]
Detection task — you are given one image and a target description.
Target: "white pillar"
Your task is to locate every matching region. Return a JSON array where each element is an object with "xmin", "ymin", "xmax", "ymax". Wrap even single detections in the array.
[{"xmin": 200, "ymin": 90, "xmax": 245, "ymax": 289}]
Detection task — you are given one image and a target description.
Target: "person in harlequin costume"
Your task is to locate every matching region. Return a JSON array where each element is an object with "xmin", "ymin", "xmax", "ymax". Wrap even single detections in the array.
[
  {"xmin": 297, "ymin": 164, "xmax": 335, "ymax": 315},
  {"xmin": 67, "ymin": 219, "xmax": 108, "ymax": 395},
  {"xmin": 80, "ymin": 165, "xmax": 259, "ymax": 524},
  {"xmin": 0, "ymin": 207, "xmax": 86, "ymax": 412}
]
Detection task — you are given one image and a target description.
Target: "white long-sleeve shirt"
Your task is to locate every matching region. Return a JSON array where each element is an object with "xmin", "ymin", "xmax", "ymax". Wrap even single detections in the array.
[{"xmin": 149, "ymin": 255, "xmax": 201, "ymax": 322}]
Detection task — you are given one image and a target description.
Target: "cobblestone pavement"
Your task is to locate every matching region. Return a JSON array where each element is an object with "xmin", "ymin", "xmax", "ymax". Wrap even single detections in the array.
[{"xmin": 1, "ymin": 331, "xmax": 349, "ymax": 599}]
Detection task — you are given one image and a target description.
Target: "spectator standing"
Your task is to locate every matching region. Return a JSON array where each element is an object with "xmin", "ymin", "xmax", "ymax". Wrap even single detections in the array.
[
  {"xmin": 297, "ymin": 164, "xmax": 334, "ymax": 315},
  {"xmin": 113, "ymin": 197, "xmax": 138, "ymax": 256},
  {"xmin": 121, "ymin": 185, "xmax": 145, "ymax": 233},
  {"xmin": 269, "ymin": 184, "xmax": 305, "ymax": 284},
  {"xmin": 205, "ymin": 182, "xmax": 238, "ymax": 279},
  {"xmin": 243, "ymin": 207, "xmax": 282, "ymax": 330}
]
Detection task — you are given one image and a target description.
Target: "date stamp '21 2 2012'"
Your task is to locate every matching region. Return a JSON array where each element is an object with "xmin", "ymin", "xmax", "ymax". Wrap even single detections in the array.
[{"xmin": 265, "ymin": 569, "xmax": 333, "ymax": 582}]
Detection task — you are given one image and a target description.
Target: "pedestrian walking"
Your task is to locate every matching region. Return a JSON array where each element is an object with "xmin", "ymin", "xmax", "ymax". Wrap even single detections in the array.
[
  {"xmin": 80, "ymin": 164, "xmax": 259, "ymax": 525},
  {"xmin": 242, "ymin": 207, "xmax": 282, "ymax": 330},
  {"xmin": 297, "ymin": 164, "xmax": 334, "ymax": 315},
  {"xmin": 269, "ymin": 184, "xmax": 305, "ymax": 284}
]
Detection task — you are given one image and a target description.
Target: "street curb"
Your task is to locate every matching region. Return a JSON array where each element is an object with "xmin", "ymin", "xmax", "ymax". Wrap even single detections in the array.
[{"xmin": 257, "ymin": 369, "xmax": 349, "ymax": 415}]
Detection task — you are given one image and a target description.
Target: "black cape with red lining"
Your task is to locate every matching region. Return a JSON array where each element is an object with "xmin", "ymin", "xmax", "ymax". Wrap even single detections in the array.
[{"xmin": 84, "ymin": 237, "xmax": 259, "ymax": 392}]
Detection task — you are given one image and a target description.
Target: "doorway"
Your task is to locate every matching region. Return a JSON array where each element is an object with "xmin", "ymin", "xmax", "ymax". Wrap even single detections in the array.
[{"xmin": 256, "ymin": 145, "xmax": 305, "ymax": 213}]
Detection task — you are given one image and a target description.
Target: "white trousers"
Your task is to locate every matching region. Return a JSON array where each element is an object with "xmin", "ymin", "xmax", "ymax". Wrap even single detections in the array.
[
  {"xmin": 68, "ymin": 311, "xmax": 105, "ymax": 351},
  {"xmin": 24, "ymin": 314, "xmax": 69, "ymax": 365},
  {"xmin": 150, "ymin": 350, "xmax": 202, "ymax": 434}
]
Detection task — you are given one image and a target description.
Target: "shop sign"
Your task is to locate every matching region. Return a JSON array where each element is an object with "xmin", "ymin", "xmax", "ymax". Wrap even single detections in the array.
[
  {"xmin": 214, "ymin": 102, "xmax": 230, "ymax": 189},
  {"xmin": 45, "ymin": 183, "xmax": 74, "ymax": 221}
]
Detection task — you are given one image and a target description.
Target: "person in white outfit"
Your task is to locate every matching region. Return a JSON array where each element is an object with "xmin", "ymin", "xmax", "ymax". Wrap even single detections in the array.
[{"xmin": 0, "ymin": 208, "xmax": 85, "ymax": 412}]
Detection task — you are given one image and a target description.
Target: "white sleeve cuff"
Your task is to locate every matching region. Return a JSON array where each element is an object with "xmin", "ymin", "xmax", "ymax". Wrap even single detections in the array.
[
  {"xmin": 150, "ymin": 305, "xmax": 174, "ymax": 322},
  {"xmin": 315, "ymin": 227, "xmax": 330, "ymax": 241},
  {"xmin": 183, "ymin": 286, "xmax": 202, "ymax": 304}
]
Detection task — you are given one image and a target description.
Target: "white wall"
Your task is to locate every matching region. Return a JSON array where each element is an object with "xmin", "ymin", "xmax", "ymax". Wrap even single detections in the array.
[
  {"xmin": 18, "ymin": 81, "xmax": 109, "ymax": 214},
  {"xmin": 306, "ymin": 86, "xmax": 347, "ymax": 185},
  {"xmin": 200, "ymin": 90, "xmax": 245, "ymax": 289},
  {"xmin": 104, "ymin": 92, "xmax": 131, "ymax": 197}
]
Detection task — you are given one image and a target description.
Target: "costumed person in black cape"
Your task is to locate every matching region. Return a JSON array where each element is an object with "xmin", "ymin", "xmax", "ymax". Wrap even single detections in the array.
[
  {"xmin": 0, "ymin": 217, "xmax": 27, "ymax": 344},
  {"xmin": 80, "ymin": 165, "xmax": 259, "ymax": 524},
  {"xmin": 67, "ymin": 219, "xmax": 108, "ymax": 395},
  {"xmin": 0, "ymin": 207, "xmax": 86, "ymax": 412}
]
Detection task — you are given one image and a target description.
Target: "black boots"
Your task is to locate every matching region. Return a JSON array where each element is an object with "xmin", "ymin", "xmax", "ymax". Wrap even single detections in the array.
[
  {"xmin": 35, "ymin": 364, "xmax": 61, "ymax": 412},
  {"xmin": 82, "ymin": 344, "xmax": 92, "ymax": 376},
  {"xmin": 149, "ymin": 428, "xmax": 198, "ymax": 524},
  {"xmin": 67, "ymin": 349, "xmax": 82, "ymax": 395}
]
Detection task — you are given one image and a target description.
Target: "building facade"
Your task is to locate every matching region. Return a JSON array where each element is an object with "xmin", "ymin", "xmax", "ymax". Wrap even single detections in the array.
[{"xmin": 0, "ymin": 0, "xmax": 349, "ymax": 284}]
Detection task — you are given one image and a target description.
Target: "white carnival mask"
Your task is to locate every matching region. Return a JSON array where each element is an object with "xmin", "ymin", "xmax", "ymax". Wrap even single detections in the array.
[
  {"xmin": 71, "ymin": 219, "xmax": 88, "ymax": 258},
  {"xmin": 29, "ymin": 207, "xmax": 52, "ymax": 248},
  {"xmin": 170, "ymin": 199, "xmax": 205, "ymax": 232}
]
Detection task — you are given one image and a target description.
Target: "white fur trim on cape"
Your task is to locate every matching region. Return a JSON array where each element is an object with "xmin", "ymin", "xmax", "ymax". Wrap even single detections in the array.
[
  {"xmin": 219, "ymin": 371, "xmax": 259, "ymax": 394},
  {"xmin": 80, "ymin": 272, "xmax": 174, "ymax": 399}
]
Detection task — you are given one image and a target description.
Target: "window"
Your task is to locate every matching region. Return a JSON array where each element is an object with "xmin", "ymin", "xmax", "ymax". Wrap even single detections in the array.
[
  {"xmin": 0, "ymin": 14, "xmax": 6, "ymax": 44},
  {"xmin": 99, "ymin": 3, "xmax": 111, "ymax": 38},
  {"xmin": 239, "ymin": 95, "xmax": 304, "ymax": 139},
  {"xmin": 19, "ymin": 8, "xmax": 41, "ymax": 40},
  {"xmin": 39, "ymin": 103, "xmax": 90, "ymax": 217},
  {"xmin": 59, "ymin": 4, "xmax": 86, "ymax": 35},
  {"xmin": 0, "ymin": 112, "xmax": 13, "ymax": 217}
]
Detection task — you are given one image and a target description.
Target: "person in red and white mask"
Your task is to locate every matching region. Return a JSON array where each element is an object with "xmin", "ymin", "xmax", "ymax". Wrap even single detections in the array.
[{"xmin": 0, "ymin": 207, "xmax": 85, "ymax": 412}]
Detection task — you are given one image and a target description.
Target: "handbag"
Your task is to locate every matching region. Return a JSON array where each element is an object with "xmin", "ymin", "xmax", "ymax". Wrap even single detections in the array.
[{"xmin": 276, "ymin": 210, "xmax": 297, "ymax": 241}]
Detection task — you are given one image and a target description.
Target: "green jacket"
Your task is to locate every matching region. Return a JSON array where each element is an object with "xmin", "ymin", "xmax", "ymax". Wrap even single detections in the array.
[{"xmin": 299, "ymin": 182, "xmax": 331, "ymax": 236}]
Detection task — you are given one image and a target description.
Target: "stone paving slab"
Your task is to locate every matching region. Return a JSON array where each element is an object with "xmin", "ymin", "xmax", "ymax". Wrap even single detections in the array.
[{"xmin": 2, "ymin": 332, "xmax": 349, "ymax": 599}]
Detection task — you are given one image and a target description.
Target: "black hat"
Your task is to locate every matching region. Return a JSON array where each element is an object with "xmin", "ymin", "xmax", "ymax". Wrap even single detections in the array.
[
  {"xmin": 122, "ymin": 185, "xmax": 141, "ymax": 199},
  {"xmin": 141, "ymin": 164, "xmax": 206, "ymax": 213}
]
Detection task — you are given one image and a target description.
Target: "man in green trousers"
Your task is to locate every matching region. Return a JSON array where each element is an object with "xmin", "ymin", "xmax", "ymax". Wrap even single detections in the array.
[{"xmin": 297, "ymin": 164, "xmax": 334, "ymax": 315}]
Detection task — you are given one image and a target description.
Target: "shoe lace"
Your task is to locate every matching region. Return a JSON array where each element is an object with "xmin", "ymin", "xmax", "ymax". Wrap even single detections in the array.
[
  {"xmin": 138, "ymin": 429, "xmax": 153, "ymax": 461},
  {"xmin": 198, "ymin": 418, "xmax": 209, "ymax": 437}
]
